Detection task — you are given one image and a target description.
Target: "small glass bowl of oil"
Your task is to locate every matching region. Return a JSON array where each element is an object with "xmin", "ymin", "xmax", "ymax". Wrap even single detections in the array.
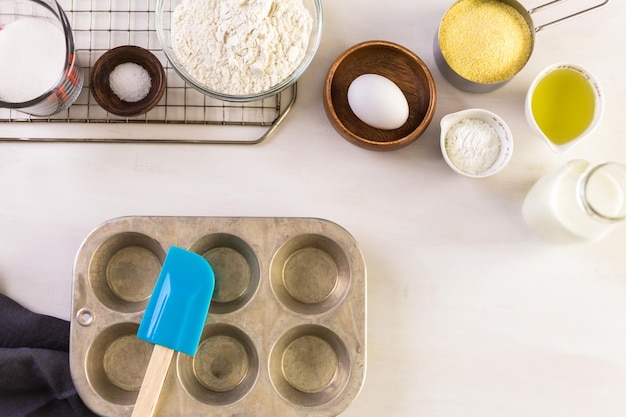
[{"xmin": 525, "ymin": 63, "xmax": 604, "ymax": 153}]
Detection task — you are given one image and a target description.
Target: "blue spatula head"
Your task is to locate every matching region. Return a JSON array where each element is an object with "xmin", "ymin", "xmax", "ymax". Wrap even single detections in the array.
[{"xmin": 137, "ymin": 246, "xmax": 215, "ymax": 356}]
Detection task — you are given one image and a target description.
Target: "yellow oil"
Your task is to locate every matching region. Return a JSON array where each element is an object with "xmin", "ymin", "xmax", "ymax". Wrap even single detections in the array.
[{"xmin": 531, "ymin": 68, "xmax": 596, "ymax": 145}]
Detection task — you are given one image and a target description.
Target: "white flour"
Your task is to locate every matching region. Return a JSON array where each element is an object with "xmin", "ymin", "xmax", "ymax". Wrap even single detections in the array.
[
  {"xmin": 171, "ymin": 0, "xmax": 313, "ymax": 95},
  {"xmin": 445, "ymin": 118, "xmax": 501, "ymax": 175}
]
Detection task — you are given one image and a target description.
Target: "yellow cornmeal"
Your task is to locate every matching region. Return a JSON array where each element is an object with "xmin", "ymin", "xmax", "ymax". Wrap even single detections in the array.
[{"xmin": 439, "ymin": 0, "xmax": 532, "ymax": 84}]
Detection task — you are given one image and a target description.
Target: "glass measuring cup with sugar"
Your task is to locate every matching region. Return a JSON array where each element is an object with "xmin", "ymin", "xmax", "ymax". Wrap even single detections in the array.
[
  {"xmin": 0, "ymin": 0, "xmax": 83, "ymax": 117},
  {"xmin": 523, "ymin": 160, "xmax": 626, "ymax": 245}
]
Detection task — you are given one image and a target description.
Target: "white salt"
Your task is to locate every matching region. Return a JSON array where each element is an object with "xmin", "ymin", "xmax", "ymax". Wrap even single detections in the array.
[
  {"xmin": 0, "ymin": 17, "xmax": 66, "ymax": 103},
  {"xmin": 109, "ymin": 62, "xmax": 152, "ymax": 103}
]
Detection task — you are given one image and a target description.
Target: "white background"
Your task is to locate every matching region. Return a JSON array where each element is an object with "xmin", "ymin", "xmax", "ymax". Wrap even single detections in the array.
[{"xmin": 1, "ymin": 0, "xmax": 625, "ymax": 416}]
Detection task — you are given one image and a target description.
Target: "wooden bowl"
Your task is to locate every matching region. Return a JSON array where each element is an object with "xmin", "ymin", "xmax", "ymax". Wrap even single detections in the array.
[
  {"xmin": 90, "ymin": 45, "xmax": 166, "ymax": 117},
  {"xmin": 323, "ymin": 40, "xmax": 437, "ymax": 151}
]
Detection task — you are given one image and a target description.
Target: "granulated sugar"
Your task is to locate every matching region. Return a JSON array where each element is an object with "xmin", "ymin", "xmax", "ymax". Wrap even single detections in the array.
[
  {"xmin": 171, "ymin": 0, "xmax": 313, "ymax": 95},
  {"xmin": 109, "ymin": 62, "xmax": 152, "ymax": 102},
  {"xmin": 0, "ymin": 17, "xmax": 66, "ymax": 102}
]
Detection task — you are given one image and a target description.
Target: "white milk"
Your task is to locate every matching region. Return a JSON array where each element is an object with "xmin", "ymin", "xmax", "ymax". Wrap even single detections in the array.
[
  {"xmin": 522, "ymin": 160, "xmax": 624, "ymax": 245},
  {"xmin": 0, "ymin": 17, "xmax": 66, "ymax": 102}
]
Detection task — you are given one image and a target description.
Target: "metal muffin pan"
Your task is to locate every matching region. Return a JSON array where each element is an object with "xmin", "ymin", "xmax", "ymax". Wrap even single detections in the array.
[{"xmin": 70, "ymin": 216, "xmax": 366, "ymax": 417}]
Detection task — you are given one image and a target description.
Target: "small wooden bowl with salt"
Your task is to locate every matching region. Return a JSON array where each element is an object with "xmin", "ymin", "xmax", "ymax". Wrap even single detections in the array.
[{"xmin": 90, "ymin": 45, "xmax": 166, "ymax": 117}]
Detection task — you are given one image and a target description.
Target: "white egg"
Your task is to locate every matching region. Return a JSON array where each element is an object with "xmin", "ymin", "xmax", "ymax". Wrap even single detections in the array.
[{"xmin": 347, "ymin": 74, "xmax": 409, "ymax": 130}]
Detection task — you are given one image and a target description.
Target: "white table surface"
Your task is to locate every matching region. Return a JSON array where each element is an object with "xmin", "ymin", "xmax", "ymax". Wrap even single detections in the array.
[{"xmin": 2, "ymin": 0, "xmax": 626, "ymax": 416}]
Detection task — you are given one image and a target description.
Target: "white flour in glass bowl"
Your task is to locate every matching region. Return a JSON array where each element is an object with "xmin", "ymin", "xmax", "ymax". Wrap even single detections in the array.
[{"xmin": 171, "ymin": 0, "xmax": 313, "ymax": 96}]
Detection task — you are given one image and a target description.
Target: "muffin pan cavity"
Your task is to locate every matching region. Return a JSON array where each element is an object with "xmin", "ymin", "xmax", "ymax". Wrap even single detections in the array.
[
  {"xmin": 85, "ymin": 322, "xmax": 151, "ymax": 406},
  {"xmin": 88, "ymin": 232, "xmax": 165, "ymax": 313},
  {"xmin": 70, "ymin": 216, "xmax": 366, "ymax": 417},
  {"xmin": 189, "ymin": 233, "xmax": 260, "ymax": 314},
  {"xmin": 177, "ymin": 323, "xmax": 258, "ymax": 405},
  {"xmin": 269, "ymin": 324, "xmax": 350, "ymax": 407},
  {"xmin": 271, "ymin": 234, "xmax": 350, "ymax": 315}
]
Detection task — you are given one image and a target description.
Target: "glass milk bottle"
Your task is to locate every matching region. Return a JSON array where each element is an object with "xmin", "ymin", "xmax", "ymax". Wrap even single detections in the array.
[{"xmin": 522, "ymin": 160, "xmax": 626, "ymax": 244}]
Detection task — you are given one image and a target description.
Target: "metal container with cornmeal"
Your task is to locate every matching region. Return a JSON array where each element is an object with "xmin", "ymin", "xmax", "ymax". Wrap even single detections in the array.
[
  {"xmin": 434, "ymin": 0, "xmax": 609, "ymax": 93},
  {"xmin": 435, "ymin": 0, "xmax": 533, "ymax": 92},
  {"xmin": 69, "ymin": 216, "xmax": 366, "ymax": 417}
]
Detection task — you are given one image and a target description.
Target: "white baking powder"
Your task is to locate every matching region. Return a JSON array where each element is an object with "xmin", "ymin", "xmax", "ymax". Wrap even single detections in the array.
[
  {"xmin": 109, "ymin": 62, "xmax": 152, "ymax": 102},
  {"xmin": 445, "ymin": 118, "xmax": 501, "ymax": 175},
  {"xmin": 171, "ymin": 0, "xmax": 313, "ymax": 95},
  {"xmin": 0, "ymin": 17, "xmax": 66, "ymax": 102}
]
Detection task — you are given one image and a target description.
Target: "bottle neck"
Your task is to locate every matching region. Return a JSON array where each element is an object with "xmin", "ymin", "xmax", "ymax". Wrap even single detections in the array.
[{"xmin": 578, "ymin": 162, "xmax": 626, "ymax": 223}]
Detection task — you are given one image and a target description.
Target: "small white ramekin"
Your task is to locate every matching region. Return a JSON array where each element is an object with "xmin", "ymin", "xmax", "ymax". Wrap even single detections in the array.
[{"xmin": 440, "ymin": 108, "xmax": 514, "ymax": 178}]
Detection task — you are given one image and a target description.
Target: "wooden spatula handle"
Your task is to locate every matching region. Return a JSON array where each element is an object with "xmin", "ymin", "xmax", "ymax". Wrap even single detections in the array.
[{"xmin": 131, "ymin": 344, "xmax": 175, "ymax": 417}]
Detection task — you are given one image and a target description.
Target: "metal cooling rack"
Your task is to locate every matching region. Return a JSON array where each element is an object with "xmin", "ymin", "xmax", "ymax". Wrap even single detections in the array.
[{"xmin": 0, "ymin": 0, "xmax": 297, "ymax": 144}]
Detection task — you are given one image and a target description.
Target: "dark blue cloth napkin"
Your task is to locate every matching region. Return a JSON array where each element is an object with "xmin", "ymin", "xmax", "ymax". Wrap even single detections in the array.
[{"xmin": 0, "ymin": 293, "xmax": 98, "ymax": 417}]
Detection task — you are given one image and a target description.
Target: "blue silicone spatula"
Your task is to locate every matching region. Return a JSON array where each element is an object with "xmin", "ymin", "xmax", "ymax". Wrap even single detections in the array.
[{"xmin": 131, "ymin": 246, "xmax": 215, "ymax": 417}]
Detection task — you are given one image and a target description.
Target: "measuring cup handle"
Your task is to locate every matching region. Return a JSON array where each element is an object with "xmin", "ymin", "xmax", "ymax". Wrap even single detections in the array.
[{"xmin": 529, "ymin": 0, "xmax": 609, "ymax": 32}]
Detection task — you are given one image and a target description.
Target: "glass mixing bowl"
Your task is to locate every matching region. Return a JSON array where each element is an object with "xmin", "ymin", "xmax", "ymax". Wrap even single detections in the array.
[{"xmin": 156, "ymin": 0, "xmax": 322, "ymax": 102}]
